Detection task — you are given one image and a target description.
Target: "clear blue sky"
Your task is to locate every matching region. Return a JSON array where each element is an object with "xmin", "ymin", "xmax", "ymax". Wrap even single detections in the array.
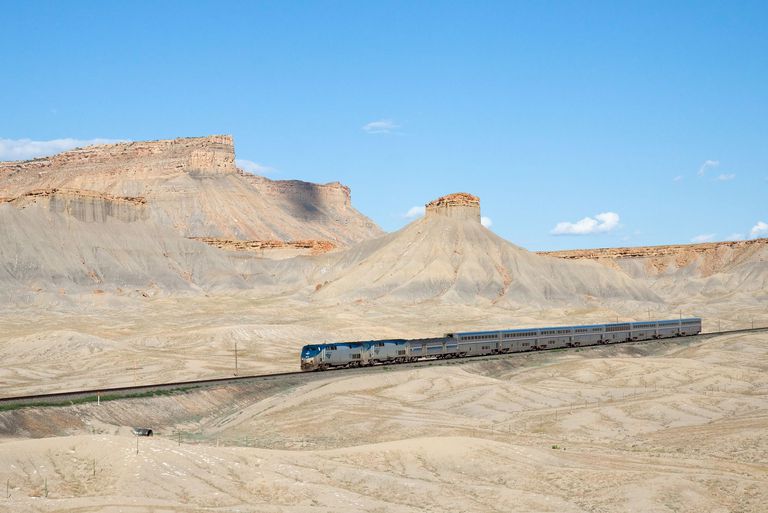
[{"xmin": 2, "ymin": 1, "xmax": 766, "ymax": 250}]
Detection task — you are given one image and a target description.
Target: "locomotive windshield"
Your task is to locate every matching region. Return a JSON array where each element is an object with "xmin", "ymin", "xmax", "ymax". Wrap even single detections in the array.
[{"xmin": 301, "ymin": 345, "xmax": 321, "ymax": 358}]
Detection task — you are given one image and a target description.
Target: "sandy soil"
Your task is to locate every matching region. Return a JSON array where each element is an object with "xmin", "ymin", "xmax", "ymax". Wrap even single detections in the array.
[
  {"xmin": 2, "ymin": 293, "xmax": 762, "ymax": 397},
  {"xmin": 1, "ymin": 331, "xmax": 766, "ymax": 512}
]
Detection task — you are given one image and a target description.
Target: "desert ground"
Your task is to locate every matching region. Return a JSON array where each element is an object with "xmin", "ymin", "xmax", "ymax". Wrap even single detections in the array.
[
  {"xmin": 1, "ymin": 329, "xmax": 766, "ymax": 513},
  {"xmin": 2, "ymin": 138, "xmax": 767, "ymax": 512},
  {"xmin": 0, "ymin": 294, "xmax": 764, "ymax": 397}
]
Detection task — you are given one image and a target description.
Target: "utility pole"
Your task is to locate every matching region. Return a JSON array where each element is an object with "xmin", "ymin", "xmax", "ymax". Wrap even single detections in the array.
[
  {"xmin": 234, "ymin": 342, "xmax": 238, "ymax": 376},
  {"xmin": 127, "ymin": 360, "xmax": 141, "ymax": 385}
]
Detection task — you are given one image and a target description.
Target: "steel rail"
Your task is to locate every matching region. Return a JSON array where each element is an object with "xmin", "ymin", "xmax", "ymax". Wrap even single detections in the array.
[{"xmin": 1, "ymin": 326, "xmax": 765, "ymax": 409}]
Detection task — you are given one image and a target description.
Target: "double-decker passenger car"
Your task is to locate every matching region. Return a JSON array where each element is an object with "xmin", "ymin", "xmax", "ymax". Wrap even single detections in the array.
[{"xmin": 300, "ymin": 318, "xmax": 702, "ymax": 371}]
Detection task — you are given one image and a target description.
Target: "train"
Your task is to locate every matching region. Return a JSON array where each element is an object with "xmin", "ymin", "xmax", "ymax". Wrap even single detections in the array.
[{"xmin": 299, "ymin": 318, "xmax": 702, "ymax": 371}]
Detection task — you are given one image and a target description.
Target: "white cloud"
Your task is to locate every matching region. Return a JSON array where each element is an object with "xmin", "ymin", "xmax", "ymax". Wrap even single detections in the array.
[
  {"xmin": 404, "ymin": 206, "xmax": 425, "ymax": 218},
  {"xmin": 673, "ymin": 175, "xmax": 683, "ymax": 182},
  {"xmin": 362, "ymin": 119, "xmax": 399, "ymax": 134},
  {"xmin": 716, "ymin": 173, "xmax": 736, "ymax": 181},
  {"xmin": 0, "ymin": 137, "xmax": 127, "ymax": 161},
  {"xmin": 698, "ymin": 159, "xmax": 719, "ymax": 176},
  {"xmin": 551, "ymin": 212, "xmax": 620, "ymax": 236},
  {"xmin": 235, "ymin": 159, "xmax": 273, "ymax": 175},
  {"xmin": 726, "ymin": 233, "xmax": 745, "ymax": 241},
  {"xmin": 750, "ymin": 221, "xmax": 768, "ymax": 238},
  {"xmin": 481, "ymin": 216, "xmax": 493, "ymax": 228},
  {"xmin": 691, "ymin": 233, "xmax": 716, "ymax": 243}
]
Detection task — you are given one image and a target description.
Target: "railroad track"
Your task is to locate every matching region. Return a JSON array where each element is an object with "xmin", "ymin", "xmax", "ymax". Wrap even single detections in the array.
[{"xmin": 1, "ymin": 326, "xmax": 766, "ymax": 411}]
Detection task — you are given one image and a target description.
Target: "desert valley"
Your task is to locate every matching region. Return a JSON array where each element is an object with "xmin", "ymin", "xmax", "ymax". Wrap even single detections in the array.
[{"xmin": 0, "ymin": 135, "xmax": 766, "ymax": 512}]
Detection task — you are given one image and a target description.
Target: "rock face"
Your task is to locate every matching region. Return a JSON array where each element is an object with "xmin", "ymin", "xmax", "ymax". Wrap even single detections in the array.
[
  {"xmin": 0, "ymin": 135, "xmax": 381, "ymax": 245},
  {"xmin": 2, "ymin": 189, "xmax": 148, "ymax": 223},
  {"xmin": 425, "ymin": 192, "xmax": 480, "ymax": 222},
  {"xmin": 191, "ymin": 237, "xmax": 336, "ymax": 259}
]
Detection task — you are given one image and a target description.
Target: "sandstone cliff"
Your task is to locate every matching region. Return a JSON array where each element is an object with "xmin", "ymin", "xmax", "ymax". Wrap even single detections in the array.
[
  {"xmin": 425, "ymin": 192, "xmax": 480, "ymax": 221},
  {"xmin": 0, "ymin": 135, "xmax": 381, "ymax": 245}
]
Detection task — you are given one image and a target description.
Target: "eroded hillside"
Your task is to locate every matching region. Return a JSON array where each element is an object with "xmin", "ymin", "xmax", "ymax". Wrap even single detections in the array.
[{"xmin": 539, "ymin": 239, "xmax": 768, "ymax": 302}]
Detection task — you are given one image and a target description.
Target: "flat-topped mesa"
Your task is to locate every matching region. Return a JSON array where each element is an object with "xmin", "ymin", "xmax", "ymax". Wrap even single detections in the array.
[
  {"xmin": 0, "ymin": 135, "xmax": 237, "ymax": 183},
  {"xmin": 0, "ymin": 134, "xmax": 382, "ymax": 245},
  {"xmin": 425, "ymin": 192, "xmax": 481, "ymax": 222}
]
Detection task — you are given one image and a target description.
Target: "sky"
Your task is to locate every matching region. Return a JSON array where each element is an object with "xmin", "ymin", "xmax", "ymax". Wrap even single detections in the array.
[{"xmin": 1, "ymin": 1, "xmax": 766, "ymax": 250}]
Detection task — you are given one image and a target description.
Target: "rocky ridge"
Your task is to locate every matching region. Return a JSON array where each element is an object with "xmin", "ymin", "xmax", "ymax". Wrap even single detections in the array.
[
  {"xmin": 191, "ymin": 237, "xmax": 336, "ymax": 258},
  {"xmin": 0, "ymin": 188, "xmax": 146, "ymax": 205},
  {"xmin": 539, "ymin": 238, "xmax": 768, "ymax": 277}
]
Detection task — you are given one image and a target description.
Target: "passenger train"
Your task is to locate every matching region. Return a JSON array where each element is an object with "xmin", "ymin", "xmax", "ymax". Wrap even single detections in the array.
[{"xmin": 300, "ymin": 318, "xmax": 702, "ymax": 371}]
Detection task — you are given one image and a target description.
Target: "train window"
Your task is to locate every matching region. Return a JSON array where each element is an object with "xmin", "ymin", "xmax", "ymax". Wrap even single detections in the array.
[
  {"xmin": 327, "ymin": 345, "xmax": 337, "ymax": 350},
  {"xmin": 376, "ymin": 342, "xmax": 385, "ymax": 347}
]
